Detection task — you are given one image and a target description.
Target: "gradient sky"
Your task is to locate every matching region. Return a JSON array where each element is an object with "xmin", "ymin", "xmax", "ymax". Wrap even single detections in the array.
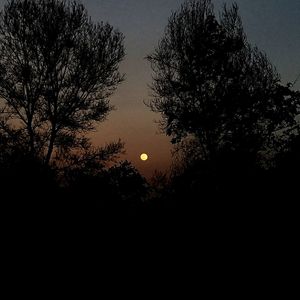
[{"xmin": 1, "ymin": 0, "xmax": 300, "ymax": 178}]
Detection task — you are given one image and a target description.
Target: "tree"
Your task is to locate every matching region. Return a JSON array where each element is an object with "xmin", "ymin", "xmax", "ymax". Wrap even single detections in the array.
[
  {"xmin": 66, "ymin": 159, "xmax": 148, "ymax": 213},
  {"xmin": 0, "ymin": 0, "xmax": 125, "ymax": 165},
  {"xmin": 147, "ymin": 0, "xmax": 299, "ymax": 165}
]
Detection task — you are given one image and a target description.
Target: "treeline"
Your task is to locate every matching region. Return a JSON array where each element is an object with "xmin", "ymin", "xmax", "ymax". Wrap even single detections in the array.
[{"xmin": 0, "ymin": 0, "xmax": 299, "ymax": 219}]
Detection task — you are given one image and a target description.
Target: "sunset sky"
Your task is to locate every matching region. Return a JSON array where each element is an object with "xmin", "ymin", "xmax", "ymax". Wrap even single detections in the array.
[{"xmin": 1, "ymin": 0, "xmax": 299, "ymax": 178}]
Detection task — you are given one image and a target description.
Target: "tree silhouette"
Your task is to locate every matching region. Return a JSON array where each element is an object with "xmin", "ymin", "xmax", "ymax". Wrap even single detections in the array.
[
  {"xmin": 0, "ymin": 131, "xmax": 58, "ymax": 204},
  {"xmin": 0, "ymin": 0, "xmax": 124, "ymax": 165},
  {"xmin": 147, "ymin": 0, "xmax": 299, "ymax": 166},
  {"xmin": 64, "ymin": 159, "xmax": 148, "ymax": 215}
]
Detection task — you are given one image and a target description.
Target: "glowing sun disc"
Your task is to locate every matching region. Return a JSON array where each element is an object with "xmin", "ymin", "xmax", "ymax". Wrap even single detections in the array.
[{"xmin": 140, "ymin": 153, "xmax": 148, "ymax": 161}]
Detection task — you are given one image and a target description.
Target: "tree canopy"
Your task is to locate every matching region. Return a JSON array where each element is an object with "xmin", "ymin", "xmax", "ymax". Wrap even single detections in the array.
[
  {"xmin": 0, "ymin": 0, "xmax": 125, "ymax": 164},
  {"xmin": 147, "ymin": 0, "xmax": 299, "ymax": 164}
]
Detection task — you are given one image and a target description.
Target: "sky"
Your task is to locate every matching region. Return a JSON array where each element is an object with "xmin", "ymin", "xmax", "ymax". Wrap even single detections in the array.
[
  {"xmin": 1, "ymin": 0, "xmax": 300, "ymax": 178},
  {"xmin": 83, "ymin": 0, "xmax": 300, "ymax": 178}
]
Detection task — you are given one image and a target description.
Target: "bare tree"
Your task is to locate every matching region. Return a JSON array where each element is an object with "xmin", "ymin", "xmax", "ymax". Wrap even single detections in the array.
[{"xmin": 0, "ymin": 0, "xmax": 125, "ymax": 165}]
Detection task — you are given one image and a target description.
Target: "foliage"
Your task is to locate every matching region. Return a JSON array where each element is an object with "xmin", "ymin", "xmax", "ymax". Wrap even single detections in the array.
[
  {"xmin": 147, "ymin": 0, "xmax": 300, "ymax": 164},
  {"xmin": 0, "ymin": 0, "xmax": 125, "ymax": 164}
]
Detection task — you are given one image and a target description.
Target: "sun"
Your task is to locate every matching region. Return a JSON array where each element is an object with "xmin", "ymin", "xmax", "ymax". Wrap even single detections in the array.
[{"xmin": 140, "ymin": 153, "xmax": 148, "ymax": 161}]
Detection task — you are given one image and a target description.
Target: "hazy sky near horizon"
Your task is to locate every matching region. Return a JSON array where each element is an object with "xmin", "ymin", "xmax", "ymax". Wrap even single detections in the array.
[{"xmin": 0, "ymin": 0, "xmax": 299, "ymax": 177}]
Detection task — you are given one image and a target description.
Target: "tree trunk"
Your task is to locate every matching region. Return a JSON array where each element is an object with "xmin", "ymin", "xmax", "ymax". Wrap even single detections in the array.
[
  {"xmin": 27, "ymin": 117, "xmax": 35, "ymax": 158},
  {"xmin": 45, "ymin": 126, "xmax": 56, "ymax": 165}
]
